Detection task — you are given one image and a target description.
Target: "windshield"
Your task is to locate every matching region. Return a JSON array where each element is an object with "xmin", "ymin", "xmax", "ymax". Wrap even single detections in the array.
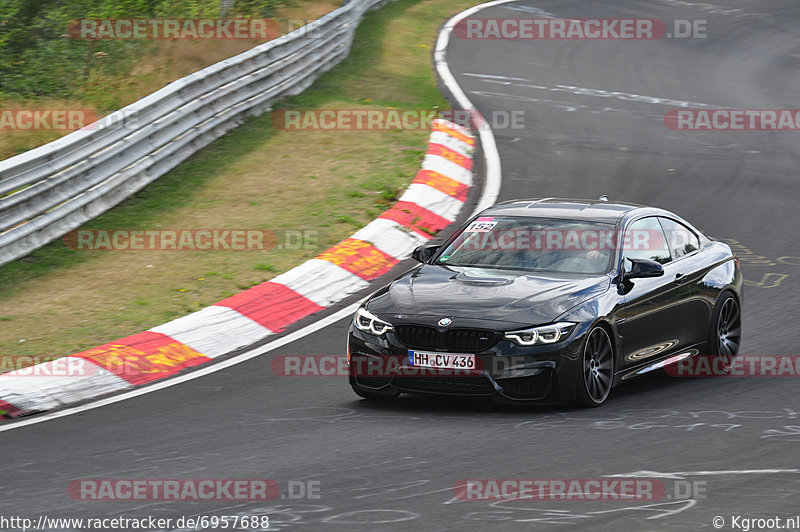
[{"xmin": 435, "ymin": 216, "xmax": 616, "ymax": 274}]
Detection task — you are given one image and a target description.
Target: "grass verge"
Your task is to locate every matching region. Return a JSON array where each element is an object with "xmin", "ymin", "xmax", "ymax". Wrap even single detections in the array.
[
  {"xmin": 0, "ymin": 0, "xmax": 479, "ymax": 370},
  {"xmin": 0, "ymin": 0, "xmax": 342, "ymax": 161}
]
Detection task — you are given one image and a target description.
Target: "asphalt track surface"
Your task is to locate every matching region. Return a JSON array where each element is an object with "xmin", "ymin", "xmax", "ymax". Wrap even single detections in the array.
[{"xmin": 3, "ymin": 1, "xmax": 800, "ymax": 530}]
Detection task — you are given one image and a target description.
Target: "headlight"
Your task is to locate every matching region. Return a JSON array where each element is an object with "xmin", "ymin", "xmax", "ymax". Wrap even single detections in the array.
[
  {"xmin": 353, "ymin": 307, "xmax": 393, "ymax": 336},
  {"xmin": 504, "ymin": 322, "xmax": 575, "ymax": 346}
]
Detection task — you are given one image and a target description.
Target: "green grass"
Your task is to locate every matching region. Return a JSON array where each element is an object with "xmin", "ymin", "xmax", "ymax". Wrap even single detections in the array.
[{"xmin": 0, "ymin": 0, "xmax": 478, "ymax": 367}]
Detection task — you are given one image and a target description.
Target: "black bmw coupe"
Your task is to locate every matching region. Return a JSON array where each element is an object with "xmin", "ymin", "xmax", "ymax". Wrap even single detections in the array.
[{"xmin": 347, "ymin": 198, "xmax": 743, "ymax": 407}]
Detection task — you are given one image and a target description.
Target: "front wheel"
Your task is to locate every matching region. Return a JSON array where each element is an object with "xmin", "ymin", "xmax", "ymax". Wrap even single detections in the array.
[
  {"xmin": 574, "ymin": 326, "xmax": 615, "ymax": 407},
  {"xmin": 706, "ymin": 292, "xmax": 742, "ymax": 372}
]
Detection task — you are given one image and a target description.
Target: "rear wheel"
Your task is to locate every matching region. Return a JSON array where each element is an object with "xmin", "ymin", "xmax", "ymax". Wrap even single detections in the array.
[
  {"xmin": 707, "ymin": 292, "xmax": 741, "ymax": 372},
  {"xmin": 574, "ymin": 326, "xmax": 614, "ymax": 407}
]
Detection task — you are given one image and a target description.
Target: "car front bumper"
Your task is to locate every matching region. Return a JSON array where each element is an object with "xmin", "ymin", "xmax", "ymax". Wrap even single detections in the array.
[{"xmin": 347, "ymin": 325, "xmax": 589, "ymax": 403}]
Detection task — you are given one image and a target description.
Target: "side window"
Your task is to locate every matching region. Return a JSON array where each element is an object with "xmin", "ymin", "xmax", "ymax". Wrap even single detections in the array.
[
  {"xmin": 623, "ymin": 217, "xmax": 671, "ymax": 265},
  {"xmin": 659, "ymin": 218, "xmax": 700, "ymax": 259}
]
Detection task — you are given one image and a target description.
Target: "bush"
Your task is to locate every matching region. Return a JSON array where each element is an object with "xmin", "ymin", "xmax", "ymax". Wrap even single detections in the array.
[{"xmin": 0, "ymin": 0, "xmax": 295, "ymax": 101}]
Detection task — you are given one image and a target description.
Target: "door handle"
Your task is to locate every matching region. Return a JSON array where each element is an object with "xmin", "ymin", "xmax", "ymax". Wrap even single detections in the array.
[{"xmin": 674, "ymin": 273, "xmax": 686, "ymax": 284}]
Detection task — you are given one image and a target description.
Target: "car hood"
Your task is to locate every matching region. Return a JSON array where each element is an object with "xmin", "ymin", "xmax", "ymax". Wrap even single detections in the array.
[{"xmin": 366, "ymin": 264, "xmax": 611, "ymax": 328}]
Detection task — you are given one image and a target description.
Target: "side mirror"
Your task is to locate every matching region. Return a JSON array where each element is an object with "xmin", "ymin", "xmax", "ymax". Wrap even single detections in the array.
[
  {"xmin": 411, "ymin": 244, "xmax": 440, "ymax": 263},
  {"xmin": 623, "ymin": 257, "xmax": 664, "ymax": 280}
]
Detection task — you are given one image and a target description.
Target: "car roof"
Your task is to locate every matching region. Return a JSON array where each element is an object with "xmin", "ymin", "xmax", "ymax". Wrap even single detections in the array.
[{"xmin": 482, "ymin": 197, "xmax": 665, "ymax": 224}]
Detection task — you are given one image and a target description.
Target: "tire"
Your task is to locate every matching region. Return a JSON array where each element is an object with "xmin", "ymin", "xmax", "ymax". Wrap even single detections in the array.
[
  {"xmin": 574, "ymin": 326, "xmax": 615, "ymax": 407},
  {"xmin": 706, "ymin": 292, "xmax": 742, "ymax": 373}
]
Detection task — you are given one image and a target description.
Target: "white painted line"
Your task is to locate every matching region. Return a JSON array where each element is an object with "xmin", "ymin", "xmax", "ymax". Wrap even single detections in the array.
[
  {"xmin": 0, "ymin": 300, "xmax": 365, "ymax": 433},
  {"xmin": 607, "ymin": 469, "xmax": 800, "ymax": 480},
  {"xmin": 434, "ymin": 0, "xmax": 513, "ymax": 217}
]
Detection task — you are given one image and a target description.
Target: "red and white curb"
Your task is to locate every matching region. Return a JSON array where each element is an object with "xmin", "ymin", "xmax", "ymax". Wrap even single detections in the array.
[{"xmin": 0, "ymin": 119, "xmax": 475, "ymax": 420}]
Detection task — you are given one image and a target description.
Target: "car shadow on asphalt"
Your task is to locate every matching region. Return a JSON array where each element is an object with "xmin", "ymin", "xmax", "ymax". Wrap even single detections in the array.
[{"xmin": 347, "ymin": 370, "xmax": 727, "ymax": 416}]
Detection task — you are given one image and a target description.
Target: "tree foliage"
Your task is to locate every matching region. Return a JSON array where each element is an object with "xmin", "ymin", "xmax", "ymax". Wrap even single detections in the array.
[{"xmin": 0, "ymin": 0, "xmax": 293, "ymax": 100}]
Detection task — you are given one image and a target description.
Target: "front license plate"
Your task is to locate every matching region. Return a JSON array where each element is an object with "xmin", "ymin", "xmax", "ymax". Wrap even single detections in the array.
[{"xmin": 408, "ymin": 350, "xmax": 476, "ymax": 370}]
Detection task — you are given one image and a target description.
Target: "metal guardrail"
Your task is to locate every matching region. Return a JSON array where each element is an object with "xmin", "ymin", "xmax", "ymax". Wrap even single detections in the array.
[{"xmin": 0, "ymin": 0, "xmax": 394, "ymax": 266}]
